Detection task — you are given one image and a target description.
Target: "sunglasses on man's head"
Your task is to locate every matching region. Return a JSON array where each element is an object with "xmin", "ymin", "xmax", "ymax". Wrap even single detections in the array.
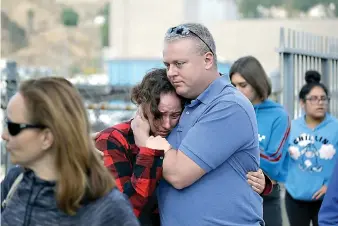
[
  {"xmin": 166, "ymin": 25, "xmax": 215, "ymax": 55},
  {"xmin": 5, "ymin": 119, "xmax": 45, "ymax": 136}
]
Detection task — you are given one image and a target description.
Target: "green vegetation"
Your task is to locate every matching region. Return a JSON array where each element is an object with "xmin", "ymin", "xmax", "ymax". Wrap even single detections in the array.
[
  {"xmin": 61, "ymin": 8, "xmax": 79, "ymax": 27},
  {"xmin": 100, "ymin": 3, "xmax": 109, "ymax": 47}
]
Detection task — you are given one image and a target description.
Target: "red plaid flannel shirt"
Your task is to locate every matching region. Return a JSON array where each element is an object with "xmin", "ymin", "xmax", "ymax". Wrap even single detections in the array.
[{"xmin": 95, "ymin": 121, "xmax": 163, "ymax": 218}]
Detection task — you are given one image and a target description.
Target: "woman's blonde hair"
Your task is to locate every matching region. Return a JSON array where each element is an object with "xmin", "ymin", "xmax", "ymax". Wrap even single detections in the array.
[{"xmin": 19, "ymin": 77, "xmax": 115, "ymax": 215}]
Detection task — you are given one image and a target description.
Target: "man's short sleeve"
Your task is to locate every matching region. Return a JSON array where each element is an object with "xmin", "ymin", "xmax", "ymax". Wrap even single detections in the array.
[{"xmin": 179, "ymin": 102, "xmax": 256, "ymax": 172}]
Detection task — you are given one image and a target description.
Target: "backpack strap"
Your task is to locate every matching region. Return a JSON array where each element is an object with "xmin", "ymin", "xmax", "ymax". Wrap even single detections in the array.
[{"xmin": 1, "ymin": 172, "xmax": 24, "ymax": 209}]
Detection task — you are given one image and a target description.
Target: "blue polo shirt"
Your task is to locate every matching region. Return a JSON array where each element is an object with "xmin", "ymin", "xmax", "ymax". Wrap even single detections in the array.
[{"xmin": 157, "ymin": 76, "xmax": 264, "ymax": 226}]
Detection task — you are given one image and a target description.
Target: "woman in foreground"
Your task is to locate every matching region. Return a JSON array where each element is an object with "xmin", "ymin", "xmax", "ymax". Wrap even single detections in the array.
[{"xmin": 1, "ymin": 77, "xmax": 139, "ymax": 226}]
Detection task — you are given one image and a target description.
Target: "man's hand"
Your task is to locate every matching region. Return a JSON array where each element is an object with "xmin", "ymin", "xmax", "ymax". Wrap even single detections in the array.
[
  {"xmin": 95, "ymin": 148, "xmax": 104, "ymax": 164},
  {"xmin": 146, "ymin": 136, "xmax": 171, "ymax": 151},
  {"xmin": 247, "ymin": 169, "xmax": 265, "ymax": 194},
  {"xmin": 91, "ymin": 136, "xmax": 104, "ymax": 164},
  {"xmin": 312, "ymin": 185, "xmax": 327, "ymax": 200},
  {"xmin": 131, "ymin": 107, "xmax": 151, "ymax": 147}
]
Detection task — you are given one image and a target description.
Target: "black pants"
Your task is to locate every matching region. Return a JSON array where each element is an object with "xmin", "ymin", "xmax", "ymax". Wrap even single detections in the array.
[
  {"xmin": 285, "ymin": 190, "xmax": 322, "ymax": 226},
  {"xmin": 262, "ymin": 184, "xmax": 282, "ymax": 226}
]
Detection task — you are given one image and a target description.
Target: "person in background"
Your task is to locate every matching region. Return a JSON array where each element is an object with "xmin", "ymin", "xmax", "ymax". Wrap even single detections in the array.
[
  {"xmin": 1, "ymin": 77, "xmax": 139, "ymax": 226},
  {"xmin": 230, "ymin": 56, "xmax": 290, "ymax": 226},
  {"xmin": 318, "ymin": 160, "xmax": 338, "ymax": 225},
  {"xmin": 284, "ymin": 70, "xmax": 338, "ymax": 226},
  {"xmin": 95, "ymin": 68, "xmax": 270, "ymax": 226}
]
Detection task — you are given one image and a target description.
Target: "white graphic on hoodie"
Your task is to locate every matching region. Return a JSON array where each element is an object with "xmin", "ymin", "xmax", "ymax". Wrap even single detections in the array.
[
  {"xmin": 289, "ymin": 133, "xmax": 336, "ymax": 172},
  {"xmin": 258, "ymin": 134, "xmax": 266, "ymax": 142}
]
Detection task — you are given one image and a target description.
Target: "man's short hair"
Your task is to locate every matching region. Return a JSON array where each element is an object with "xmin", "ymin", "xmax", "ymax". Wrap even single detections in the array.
[{"xmin": 164, "ymin": 23, "xmax": 217, "ymax": 64}]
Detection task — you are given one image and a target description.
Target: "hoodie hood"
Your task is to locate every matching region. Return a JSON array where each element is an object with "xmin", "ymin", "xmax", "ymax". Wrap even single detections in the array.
[
  {"xmin": 298, "ymin": 113, "xmax": 335, "ymax": 131},
  {"xmin": 254, "ymin": 99, "xmax": 284, "ymax": 111}
]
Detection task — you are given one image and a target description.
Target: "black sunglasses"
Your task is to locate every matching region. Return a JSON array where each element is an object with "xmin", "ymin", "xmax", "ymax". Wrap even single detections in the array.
[
  {"xmin": 166, "ymin": 25, "xmax": 215, "ymax": 56},
  {"xmin": 5, "ymin": 119, "xmax": 45, "ymax": 136}
]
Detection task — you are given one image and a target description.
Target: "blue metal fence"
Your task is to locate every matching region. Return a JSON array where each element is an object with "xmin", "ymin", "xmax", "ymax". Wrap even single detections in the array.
[{"xmin": 278, "ymin": 27, "xmax": 338, "ymax": 119}]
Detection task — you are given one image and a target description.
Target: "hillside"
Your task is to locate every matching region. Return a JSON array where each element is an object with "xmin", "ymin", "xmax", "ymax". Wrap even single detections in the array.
[
  {"xmin": 1, "ymin": 11, "xmax": 28, "ymax": 57},
  {"xmin": 1, "ymin": 0, "xmax": 107, "ymax": 75}
]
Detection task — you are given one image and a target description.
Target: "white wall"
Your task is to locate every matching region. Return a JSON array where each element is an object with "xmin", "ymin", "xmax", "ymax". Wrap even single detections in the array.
[{"xmin": 107, "ymin": 0, "xmax": 338, "ymax": 74}]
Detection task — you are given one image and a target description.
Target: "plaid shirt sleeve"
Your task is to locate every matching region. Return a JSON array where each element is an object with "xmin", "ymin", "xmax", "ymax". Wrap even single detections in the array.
[{"xmin": 95, "ymin": 127, "xmax": 164, "ymax": 217}]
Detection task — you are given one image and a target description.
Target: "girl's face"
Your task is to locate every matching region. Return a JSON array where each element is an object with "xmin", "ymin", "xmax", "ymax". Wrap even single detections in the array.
[{"xmin": 231, "ymin": 73, "xmax": 260, "ymax": 104}]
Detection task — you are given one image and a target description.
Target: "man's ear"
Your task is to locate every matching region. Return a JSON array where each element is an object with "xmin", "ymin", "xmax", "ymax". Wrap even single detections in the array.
[
  {"xmin": 204, "ymin": 52, "xmax": 214, "ymax": 70},
  {"xmin": 40, "ymin": 128, "xmax": 54, "ymax": 151}
]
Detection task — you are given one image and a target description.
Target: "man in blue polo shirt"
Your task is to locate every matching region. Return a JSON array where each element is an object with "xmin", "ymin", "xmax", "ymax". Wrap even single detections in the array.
[{"xmin": 132, "ymin": 23, "xmax": 264, "ymax": 226}]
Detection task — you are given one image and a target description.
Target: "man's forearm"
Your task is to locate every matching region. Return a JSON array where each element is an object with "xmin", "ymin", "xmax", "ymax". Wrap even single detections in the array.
[{"xmin": 162, "ymin": 149, "xmax": 181, "ymax": 188}]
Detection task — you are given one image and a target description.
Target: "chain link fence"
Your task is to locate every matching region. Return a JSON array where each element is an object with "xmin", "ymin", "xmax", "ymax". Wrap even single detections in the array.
[{"xmin": 0, "ymin": 62, "xmax": 136, "ymax": 179}]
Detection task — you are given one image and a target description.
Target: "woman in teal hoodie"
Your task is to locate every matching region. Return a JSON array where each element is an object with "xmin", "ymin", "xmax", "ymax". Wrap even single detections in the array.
[
  {"xmin": 285, "ymin": 70, "xmax": 338, "ymax": 226},
  {"xmin": 230, "ymin": 56, "xmax": 290, "ymax": 226}
]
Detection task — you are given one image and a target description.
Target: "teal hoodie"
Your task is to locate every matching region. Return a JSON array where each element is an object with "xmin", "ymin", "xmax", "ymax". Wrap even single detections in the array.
[{"xmin": 254, "ymin": 99, "xmax": 290, "ymax": 182}]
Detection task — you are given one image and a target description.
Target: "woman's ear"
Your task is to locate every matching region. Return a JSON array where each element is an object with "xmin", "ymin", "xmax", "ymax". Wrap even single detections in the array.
[{"xmin": 40, "ymin": 128, "xmax": 54, "ymax": 151}]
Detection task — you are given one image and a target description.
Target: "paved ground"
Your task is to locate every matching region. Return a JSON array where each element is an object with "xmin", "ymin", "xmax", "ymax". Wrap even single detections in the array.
[{"xmin": 280, "ymin": 185, "xmax": 290, "ymax": 226}]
